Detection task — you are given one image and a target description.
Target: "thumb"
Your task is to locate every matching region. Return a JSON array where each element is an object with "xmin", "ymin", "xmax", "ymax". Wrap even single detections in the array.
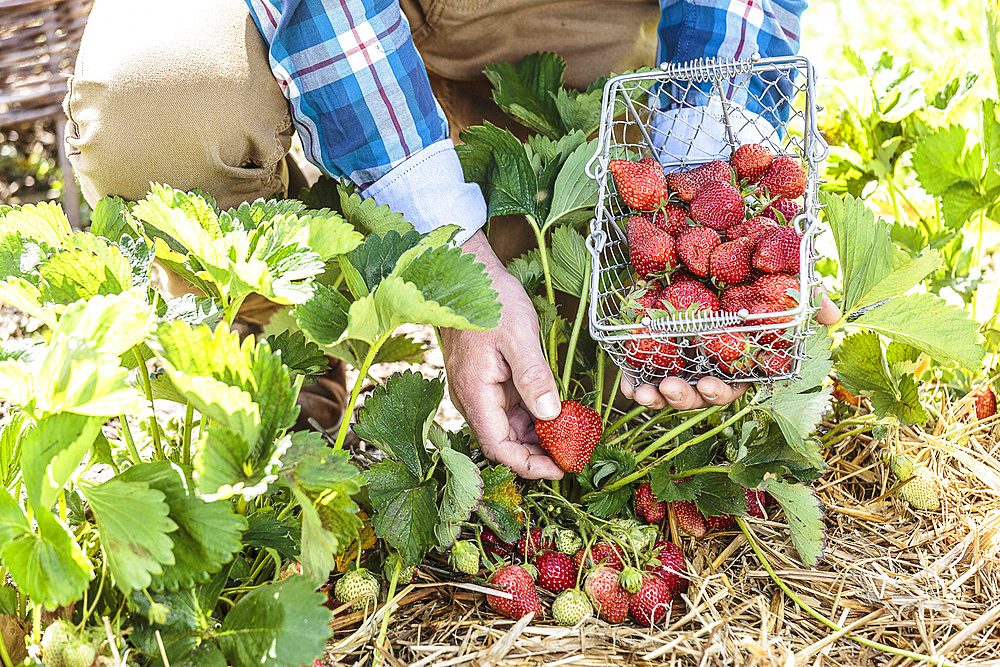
[{"xmin": 506, "ymin": 342, "xmax": 562, "ymax": 421}]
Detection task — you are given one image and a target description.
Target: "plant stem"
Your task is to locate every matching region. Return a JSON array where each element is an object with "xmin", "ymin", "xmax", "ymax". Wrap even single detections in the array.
[
  {"xmin": 670, "ymin": 465, "xmax": 729, "ymax": 478},
  {"xmin": 634, "ymin": 405, "xmax": 726, "ymax": 464},
  {"xmin": 333, "ymin": 333, "xmax": 389, "ymax": 451},
  {"xmin": 738, "ymin": 518, "xmax": 957, "ymax": 666},
  {"xmin": 603, "ymin": 366, "xmax": 624, "ymax": 426},
  {"xmin": 560, "ymin": 264, "xmax": 592, "ymax": 395},
  {"xmin": 118, "ymin": 415, "xmax": 142, "ymax": 465},
  {"xmin": 527, "ymin": 217, "xmax": 558, "ymax": 373},
  {"xmin": 182, "ymin": 402, "xmax": 194, "ymax": 465},
  {"xmin": 224, "ymin": 293, "xmax": 249, "ymax": 329},
  {"xmin": 374, "ymin": 557, "xmax": 403, "ymax": 666},
  {"xmin": 594, "ymin": 350, "xmax": 605, "ymax": 417},
  {"xmin": 605, "ymin": 408, "xmax": 675, "ymax": 448},
  {"xmin": 133, "ymin": 347, "xmax": 164, "ymax": 460},
  {"xmin": 602, "ymin": 404, "xmax": 648, "ymax": 440}
]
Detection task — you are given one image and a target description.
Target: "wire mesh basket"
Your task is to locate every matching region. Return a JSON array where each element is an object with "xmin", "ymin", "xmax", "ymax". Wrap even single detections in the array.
[{"xmin": 585, "ymin": 55, "xmax": 828, "ymax": 386}]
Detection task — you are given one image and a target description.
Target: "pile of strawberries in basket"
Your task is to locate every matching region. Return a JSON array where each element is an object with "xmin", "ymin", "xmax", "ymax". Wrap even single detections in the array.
[
  {"xmin": 465, "ymin": 483, "xmax": 767, "ymax": 627},
  {"xmin": 610, "ymin": 144, "xmax": 809, "ymax": 378}
]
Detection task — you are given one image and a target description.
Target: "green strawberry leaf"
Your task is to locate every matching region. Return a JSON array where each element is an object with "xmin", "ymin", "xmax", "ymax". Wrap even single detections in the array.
[
  {"xmin": 430, "ymin": 432, "xmax": 483, "ymax": 549},
  {"xmin": 693, "ymin": 472, "xmax": 748, "ymax": 517},
  {"xmin": 457, "ymin": 123, "xmax": 541, "ymax": 221},
  {"xmin": 543, "ymin": 139, "xmax": 601, "ymax": 229},
  {"xmin": 911, "ymin": 124, "xmax": 981, "ymax": 197},
  {"xmin": 584, "ymin": 487, "xmax": 633, "ymax": 518},
  {"xmin": 0, "ymin": 411, "xmax": 28, "ymax": 489},
  {"xmin": 484, "ymin": 52, "xmax": 567, "ymax": 139},
  {"xmin": 0, "ymin": 277, "xmax": 53, "ymax": 327},
  {"xmin": 293, "ymin": 283, "xmax": 351, "ymax": 346},
  {"xmin": 219, "ymin": 199, "xmax": 304, "ymax": 233},
  {"xmin": 869, "ymin": 373, "xmax": 928, "ymax": 425},
  {"xmin": 366, "ymin": 459, "xmax": 438, "ymax": 565},
  {"xmin": 476, "ymin": 464, "xmax": 523, "ymax": 543},
  {"xmin": 649, "ymin": 464, "xmax": 700, "ymax": 503},
  {"xmin": 20, "ymin": 413, "xmax": 104, "ymax": 509},
  {"xmin": 219, "ymin": 578, "xmax": 332, "ymax": 667},
  {"xmin": 0, "ymin": 201, "xmax": 73, "ymax": 245},
  {"xmin": 763, "ymin": 478, "xmax": 824, "ymax": 567},
  {"xmin": 82, "ymin": 478, "xmax": 178, "ymax": 594},
  {"xmin": 507, "ymin": 250, "xmax": 544, "ymax": 292},
  {"xmin": 755, "ymin": 389, "xmax": 831, "ymax": 469},
  {"xmin": 526, "ymin": 131, "xmax": 587, "ymax": 163},
  {"xmin": 548, "ymin": 225, "xmax": 590, "ymax": 296},
  {"xmin": 0, "ymin": 233, "xmax": 52, "ymax": 285},
  {"xmin": 796, "ymin": 327, "xmax": 834, "ymax": 389},
  {"xmin": 166, "ymin": 374, "xmax": 260, "ymax": 444},
  {"xmin": 264, "ymin": 330, "xmax": 329, "ymax": 377},
  {"xmin": 336, "ymin": 182, "xmax": 414, "ymax": 235},
  {"xmin": 195, "ymin": 428, "xmax": 289, "ymax": 502},
  {"xmin": 553, "ymin": 87, "xmax": 603, "ymax": 138},
  {"xmin": 243, "ymin": 515, "xmax": 298, "ymax": 558},
  {"xmin": 1, "ymin": 508, "xmax": 91, "ymax": 608},
  {"xmin": 90, "ymin": 196, "xmax": 136, "ymax": 243},
  {"xmin": 347, "ymin": 230, "xmax": 423, "ymax": 293},
  {"xmin": 836, "ymin": 331, "xmax": 895, "ymax": 397}
]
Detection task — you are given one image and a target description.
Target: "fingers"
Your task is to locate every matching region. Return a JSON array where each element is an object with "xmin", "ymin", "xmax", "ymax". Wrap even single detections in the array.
[
  {"xmin": 505, "ymin": 337, "xmax": 561, "ymax": 421},
  {"xmin": 621, "ymin": 375, "xmax": 749, "ymax": 411},
  {"xmin": 479, "ymin": 439, "xmax": 564, "ymax": 480},
  {"xmin": 813, "ymin": 286, "xmax": 841, "ymax": 326},
  {"xmin": 695, "ymin": 377, "xmax": 749, "ymax": 405}
]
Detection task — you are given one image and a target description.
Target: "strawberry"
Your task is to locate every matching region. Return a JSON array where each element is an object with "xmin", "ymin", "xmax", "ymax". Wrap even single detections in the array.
[
  {"xmin": 720, "ymin": 284, "xmax": 756, "ymax": 313},
  {"xmin": 699, "ymin": 330, "xmax": 750, "ymax": 364},
  {"xmin": 618, "ymin": 566, "xmax": 645, "ymax": 594},
  {"xmin": 516, "ymin": 527, "xmax": 555, "ymax": 559},
  {"xmin": 675, "ymin": 226, "xmax": 721, "ymax": 277},
  {"xmin": 534, "ymin": 550, "xmax": 577, "ymax": 593},
  {"xmin": 42, "ymin": 620, "xmax": 75, "ymax": 667},
  {"xmin": 623, "ymin": 332, "xmax": 685, "ymax": 375},
  {"xmin": 745, "ymin": 487, "xmax": 765, "ymax": 518},
  {"xmin": 726, "ymin": 216, "xmax": 777, "ymax": 242},
  {"xmin": 751, "ymin": 273, "xmax": 800, "ymax": 309},
  {"xmin": 667, "ymin": 161, "xmax": 734, "ymax": 202},
  {"xmin": 760, "ymin": 197, "xmax": 802, "ymax": 224},
  {"xmin": 487, "ymin": 565, "xmax": 543, "ymax": 619},
  {"xmin": 610, "ymin": 158, "xmax": 669, "ymax": 210},
  {"xmin": 752, "ymin": 225, "xmax": 801, "ymax": 274},
  {"xmin": 554, "ymin": 529, "xmax": 583, "ymax": 555},
  {"xmin": 646, "ymin": 540, "xmax": 688, "ymax": 594},
  {"xmin": 534, "ymin": 400, "xmax": 603, "ymax": 473},
  {"xmin": 703, "ymin": 513, "xmax": 735, "ymax": 531},
  {"xmin": 672, "ymin": 501, "xmax": 707, "ymax": 538},
  {"xmin": 628, "ymin": 574, "xmax": 673, "ymax": 626},
  {"xmin": 635, "ymin": 482, "xmax": 666, "ymax": 523},
  {"xmin": 552, "ymin": 589, "xmax": 594, "ymax": 626},
  {"xmin": 749, "ymin": 301, "xmax": 795, "ymax": 350},
  {"xmin": 758, "ymin": 156, "xmax": 807, "ymax": 199},
  {"xmin": 757, "ymin": 349, "xmax": 793, "ymax": 375},
  {"xmin": 62, "ymin": 642, "xmax": 97, "ymax": 667},
  {"xmin": 667, "ymin": 267, "xmax": 700, "ymax": 283},
  {"xmin": 709, "ymin": 236, "xmax": 754, "ymax": 286},
  {"xmin": 731, "ymin": 143, "xmax": 774, "ymax": 183},
  {"xmin": 974, "ymin": 384, "xmax": 997, "ymax": 420},
  {"xmin": 573, "ymin": 541, "xmax": 626, "ymax": 572},
  {"xmin": 659, "ymin": 281, "xmax": 720, "ymax": 313},
  {"xmin": 584, "ymin": 565, "xmax": 629, "ymax": 623},
  {"xmin": 689, "ymin": 181, "xmax": 745, "ymax": 230},
  {"xmin": 651, "ymin": 204, "xmax": 692, "ymax": 235},
  {"xmin": 384, "ymin": 552, "xmax": 418, "ymax": 584},
  {"xmin": 335, "ymin": 568, "xmax": 380, "ymax": 611},
  {"xmin": 627, "ymin": 215, "xmax": 678, "ymax": 276},
  {"xmin": 481, "ymin": 527, "xmax": 514, "ymax": 558},
  {"xmin": 450, "ymin": 540, "xmax": 481, "ymax": 575},
  {"xmin": 882, "ymin": 452, "xmax": 940, "ymax": 511}
]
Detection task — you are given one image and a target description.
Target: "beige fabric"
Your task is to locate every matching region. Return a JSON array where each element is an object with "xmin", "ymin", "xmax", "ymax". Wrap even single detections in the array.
[{"xmin": 63, "ymin": 0, "xmax": 292, "ymax": 212}]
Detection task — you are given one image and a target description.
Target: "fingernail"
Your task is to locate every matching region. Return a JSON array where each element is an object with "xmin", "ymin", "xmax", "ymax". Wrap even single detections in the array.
[
  {"xmin": 535, "ymin": 392, "xmax": 561, "ymax": 420},
  {"xmin": 702, "ymin": 392, "xmax": 718, "ymax": 401},
  {"xmin": 665, "ymin": 391, "xmax": 682, "ymax": 403}
]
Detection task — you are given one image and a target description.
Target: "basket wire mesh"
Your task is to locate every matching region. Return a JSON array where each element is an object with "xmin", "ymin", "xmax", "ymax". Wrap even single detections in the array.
[{"xmin": 585, "ymin": 56, "xmax": 828, "ymax": 386}]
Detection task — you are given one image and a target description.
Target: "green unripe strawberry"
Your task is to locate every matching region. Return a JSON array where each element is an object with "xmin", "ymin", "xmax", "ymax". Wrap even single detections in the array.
[
  {"xmin": 41, "ymin": 620, "xmax": 75, "ymax": 667},
  {"xmin": 882, "ymin": 452, "xmax": 941, "ymax": 511},
  {"xmin": 334, "ymin": 568, "xmax": 380, "ymax": 611},
  {"xmin": 450, "ymin": 540, "xmax": 481, "ymax": 575},
  {"xmin": 62, "ymin": 641, "xmax": 97, "ymax": 667},
  {"xmin": 555, "ymin": 529, "xmax": 583, "ymax": 555},
  {"xmin": 551, "ymin": 589, "xmax": 594, "ymax": 626},
  {"xmin": 383, "ymin": 552, "xmax": 417, "ymax": 584},
  {"xmin": 618, "ymin": 566, "xmax": 644, "ymax": 595}
]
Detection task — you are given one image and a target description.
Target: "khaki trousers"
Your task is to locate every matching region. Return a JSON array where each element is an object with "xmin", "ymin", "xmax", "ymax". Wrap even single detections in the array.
[{"xmin": 64, "ymin": 0, "xmax": 659, "ymax": 427}]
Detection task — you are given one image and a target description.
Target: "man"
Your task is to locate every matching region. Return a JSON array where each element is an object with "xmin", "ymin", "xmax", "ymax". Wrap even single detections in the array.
[{"xmin": 64, "ymin": 0, "xmax": 835, "ymax": 482}]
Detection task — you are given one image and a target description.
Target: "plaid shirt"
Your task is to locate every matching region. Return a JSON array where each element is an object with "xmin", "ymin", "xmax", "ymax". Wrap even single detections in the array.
[{"xmin": 244, "ymin": 0, "xmax": 803, "ymax": 239}]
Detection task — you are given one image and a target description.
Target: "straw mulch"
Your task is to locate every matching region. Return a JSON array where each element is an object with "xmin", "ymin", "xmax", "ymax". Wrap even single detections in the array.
[{"xmin": 324, "ymin": 388, "xmax": 1000, "ymax": 666}]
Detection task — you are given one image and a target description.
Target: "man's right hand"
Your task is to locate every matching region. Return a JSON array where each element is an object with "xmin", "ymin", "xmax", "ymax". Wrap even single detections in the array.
[{"xmin": 439, "ymin": 231, "xmax": 565, "ymax": 480}]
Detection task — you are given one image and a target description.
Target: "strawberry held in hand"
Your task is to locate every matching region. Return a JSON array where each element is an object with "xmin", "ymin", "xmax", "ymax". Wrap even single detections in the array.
[
  {"xmin": 534, "ymin": 400, "xmax": 603, "ymax": 473},
  {"xmin": 627, "ymin": 215, "xmax": 678, "ymax": 276},
  {"xmin": 609, "ymin": 158, "xmax": 669, "ymax": 210},
  {"xmin": 487, "ymin": 565, "xmax": 543, "ymax": 619}
]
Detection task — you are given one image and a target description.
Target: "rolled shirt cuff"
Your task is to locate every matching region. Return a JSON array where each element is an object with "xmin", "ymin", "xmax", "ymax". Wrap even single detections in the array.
[{"xmin": 361, "ymin": 138, "xmax": 487, "ymax": 245}]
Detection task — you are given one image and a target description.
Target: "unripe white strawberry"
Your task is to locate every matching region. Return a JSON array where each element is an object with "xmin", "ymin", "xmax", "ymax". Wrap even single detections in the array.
[
  {"xmin": 555, "ymin": 529, "xmax": 583, "ymax": 555},
  {"xmin": 41, "ymin": 620, "xmax": 75, "ymax": 667},
  {"xmin": 882, "ymin": 451, "xmax": 940, "ymax": 511},
  {"xmin": 62, "ymin": 641, "xmax": 97, "ymax": 667},
  {"xmin": 450, "ymin": 540, "xmax": 481, "ymax": 575},
  {"xmin": 551, "ymin": 589, "xmax": 593, "ymax": 626},
  {"xmin": 334, "ymin": 568, "xmax": 380, "ymax": 611}
]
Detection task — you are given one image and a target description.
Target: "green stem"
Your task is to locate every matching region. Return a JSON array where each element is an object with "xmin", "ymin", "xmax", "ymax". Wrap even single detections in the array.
[
  {"xmin": 884, "ymin": 172, "xmax": 904, "ymax": 223},
  {"xmin": 603, "ymin": 366, "xmax": 624, "ymax": 426},
  {"xmin": 119, "ymin": 415, "xmax": 142, "ymax": 465},
  {"xmin": 738, "ymin": 518, "xmax": 958, "ymax": 666},
  {"xmin": 182, "ymin": 402, "xmax": 194, "ymax": 465},
  {"xmin": 605, "ymin": 408, "xmax": 674, "ymax": 448},
  {"xmin": 528, "ymin": 217, "xmax": 558, "ymax": 374},
  {"xmin": 594, "ymin": 350, "xmax": 605, "ymax": 417},
  {"xmin": 333, "ymin": 333, "xmax": 390, "ymax": 451},
  {"xmin": 560, "ymin": 263, "xmax": 592, "ymax": 395},
  {"xmin": 374, "ymin": 558, "xmax": 403, "ymax": 665},
  {"xmin": 635, "ymin": 405, "xmax": 726, "ymax": 464},
  {"xmin": 602, "ymin": 404, "xmax": 648, "ymax": 440},
  {"xmin": 671, "ymin": 465, "xmax": 729, "ymax": 478},
  {"xmin": 133, "ymin": 347, "xmax": 164, "ymax": 460}
]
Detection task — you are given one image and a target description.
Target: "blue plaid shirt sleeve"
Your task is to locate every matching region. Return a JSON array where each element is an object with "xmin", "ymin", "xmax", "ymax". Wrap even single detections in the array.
[{"xmin": 243, "ymin": 0, "xmax": 487, "ymax": 243}]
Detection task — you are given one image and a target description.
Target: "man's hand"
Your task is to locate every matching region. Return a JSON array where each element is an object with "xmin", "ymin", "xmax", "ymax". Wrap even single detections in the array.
[
  {"xmin": 440, "ymin": 231, "xmax": 564, "ymax": 480},
  {"xmin": 619, "ymin": 290, "xmax": 842, "ymax": 410}
]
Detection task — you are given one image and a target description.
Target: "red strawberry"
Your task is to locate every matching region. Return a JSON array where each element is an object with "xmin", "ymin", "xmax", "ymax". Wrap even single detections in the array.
[
  {"xmin": 720, "ymin": 284, "xmax": 756, "ymax": 313},
  {"xmin": 667, "ymin": 268, "xmax": 700, "ymax": 283},
  {"xmin": 726, "ymin": 216, "xmax": 778, "ymax": 242},
  {"xmin": 487, "ymin": 565, "xmax": 543, "ymax": 619},
  {"xmin": 758, "ymin": 156, "xmax": 807, "ymax": 199},
  {"xmin": 751, "ymin": 273, "xmax": 800, "ymax": 309},
  {"xmin": 703, "ymin": 514, "xmax": 735, "ymax": 531},
  {"xmin": 624, "ymin": 284, "xmax": 663, "ymax": 319},
  {"xmin": 675, "ymin": 226, "xmax": 721, "ymax": 277},
  {"xmin": 628, "ymin": 573, "xmax": 673, "ymax": 626},
  {"xmin": 534, "ymin": 400, "xmax": 603, "ymax": 473},
  {"xmin": 584, "ymin": 565, "xmax": 629, "ymax": 623},
  {"xmin": 516, "ymin": 528, "xmax": 555, "ymax": 558},
  {"xmin": 667, "ymin": 161, "xmax": 734, "ymax": 202},
  {"xmin": 481, "ymin": 527, "xmax": 514, "ymax": 558},
  {"xmin": 690, "ymin": 181, "xmax": 745, "ymax": 231},
  {"xmin": 659, "ymin": 281, "xmax": 720, "ymax": 313},
  {"xmin": 651, "ymin": 204, "xmax": 691, "ymax": 235},
  {"xmin": 627, "ymin": 216, "xmax": 678, "ymax": 276},
  {"xmin": 731, "ymin": 143, "xmax": 774, "ymax": 183},
  {"xmin": 745, "ymin": 488, "xmax": 765, "ymax": 518},
  {"xmin": 623, "ymin": 332, "xmax": 685, "ymax": 375},
  {"xmin": 534, "ymin": 550, "xmax": 577, "ymax": 593},
  {"xmin": 758, "ymin": 349, "xmax": 793, "ymax": 375},
  {"xmin": 635, "ymin": 482, "xmax": 666, "ymax": 523},
  {"xmin": 752, "ymin": 226, "xmax": 801, "ymax": 273},
  {"xmin": 672, "ymin": 501, "xmax": 707, "ymax": 538},
  {"xmin": 747, "ymin": 300, "xmax": 794, "ymax": 349},
  {"xmin": 573, "ymin": 542, "xmax": 626, "ymax": 572},
  {"xmin": 646, "ymin": 540, "xmax": 688, "ymax": 594},
  {"xmin": 699, "ymin": 330, "xmax": 750, "ymax": 364},
  {"xmin": 709, "ymin": 237, "xmax": 755, "ymax": 286},
  {"xmin": 760, "ymin": 197, "xmax": 802, "ymax": 224},
  {"xmin": 610, "ymin": 158, "xmax": 669, "ymax": 210},
  {"xmin": 974, "ymin": 384, "xmax": 997, "ymax": 420}
]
